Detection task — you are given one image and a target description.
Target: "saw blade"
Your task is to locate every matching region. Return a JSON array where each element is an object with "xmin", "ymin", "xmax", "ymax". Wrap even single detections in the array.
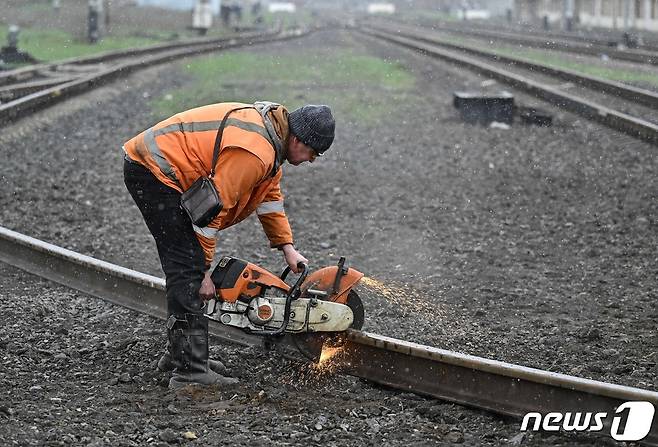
[{"xmin": 293, "ymin": 290, "xmax": 364, "ymax": 361}]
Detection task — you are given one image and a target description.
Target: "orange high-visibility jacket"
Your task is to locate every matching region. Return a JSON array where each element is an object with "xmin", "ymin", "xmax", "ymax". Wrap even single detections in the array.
[{"xmin": 123, "ymin": 102, "xmax": 293, "ymax": 267}]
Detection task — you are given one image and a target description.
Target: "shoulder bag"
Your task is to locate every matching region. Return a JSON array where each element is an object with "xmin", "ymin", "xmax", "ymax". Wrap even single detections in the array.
[{"xmin": 180, "ymin": 106, "xmax": 251, "ymax": 227}]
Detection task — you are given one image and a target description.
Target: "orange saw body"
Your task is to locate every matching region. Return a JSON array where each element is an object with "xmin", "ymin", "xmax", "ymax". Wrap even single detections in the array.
[{"xmin": 204, "ymin": 256, "xmax": 364, "ymax": 358}]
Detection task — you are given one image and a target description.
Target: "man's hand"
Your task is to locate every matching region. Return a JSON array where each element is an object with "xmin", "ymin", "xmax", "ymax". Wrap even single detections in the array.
[
  {"xmin": 198, "ymin": 271, "xmax": 216, "ymax": 301},
  {"xmin": 281, "ymin": 244, "xmax": 308, "ymax": 273}
]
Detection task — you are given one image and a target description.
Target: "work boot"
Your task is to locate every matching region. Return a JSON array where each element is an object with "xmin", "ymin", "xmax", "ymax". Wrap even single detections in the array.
[
  {"xmin": 166, "ymin": 314, "xmax": 239, "ymax": 390},
  {"xmin": 157, "ymin": 341, "xmax": 229, "ymax": 375}
]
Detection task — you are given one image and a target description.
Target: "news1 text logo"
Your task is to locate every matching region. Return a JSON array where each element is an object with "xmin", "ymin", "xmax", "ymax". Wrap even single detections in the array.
[{"xmin": 520, "ymin": 401, "xmax": 655, "ymax": 441}]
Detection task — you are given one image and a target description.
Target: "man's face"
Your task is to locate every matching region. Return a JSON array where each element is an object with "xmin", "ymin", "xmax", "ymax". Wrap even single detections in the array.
[{"xmin": 286, "ymin": 136, "xmax": 318, "ymax": 166}]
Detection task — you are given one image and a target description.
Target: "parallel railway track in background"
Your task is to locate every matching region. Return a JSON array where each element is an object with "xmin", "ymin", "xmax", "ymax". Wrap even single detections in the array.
[
  {"xmin": 359, "ymin": 24, "xmax": 658, "ymax": 146},
  {"xmin": 373, "ymin": 22, "xmax": 658, "ymax": 109},
  {"xmin": 1, "ymin": 225, "xmax": 656, "ymax": 445},
  {"xmin": 414, "ymin": 21, "xmax": 658, "ymax": 54},
  {"xmin": 469, "ymin": 24, "xmax": 658, "ymax": 54},
  {"xmin": 0, "ymin": 28, "xmax": 305, "ymax": 125}
]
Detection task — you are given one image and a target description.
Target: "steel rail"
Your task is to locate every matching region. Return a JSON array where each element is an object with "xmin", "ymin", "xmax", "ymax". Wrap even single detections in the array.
[
  {"xmin": 341, "ymin": 331, "xmax": 658, "ymax": 445},
  {"xmin": 0, "ymin": 225, "xmax": 656, "ymax": 444},
  {"xmin": 0, "ymin": 29, "xmax": 307, "ymax": 126},
  {"xmin": 0, "ymin": 77, "xmax": 79, "ymax": 102},
  {"xmin": 528, "ymin": 30, "xmax": 658, "ymax": 53},
  {"xmin": 508, "ymin": 28, "xmax": 658, "ymax": 54},
  {"xmin": 0, "ymin": 226, "xmax": 259, "ymax": 347},
  {"xmin": 389, "ymin": 20, "xmax": 658, "ymax": 66},
  {"xmin": 372, "ymin": 23, "xmax": 658, "ymax": 111},
  {"xmin": 359, "ymin": 27, "xmax": 658, "ymax": 146}
]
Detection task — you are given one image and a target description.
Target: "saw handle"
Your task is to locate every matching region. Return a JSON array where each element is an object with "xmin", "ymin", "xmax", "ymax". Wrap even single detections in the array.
[
  {"xmin": 286, "ymin": 262, "xmax": 308, "ymax": 301},
  {"xmin": 279, "ymin": 261, "xmax": 307, "ymax": 281},
  {"xmin": 255, "ymin": 262, "xmax": 308, "ymax": 337}
]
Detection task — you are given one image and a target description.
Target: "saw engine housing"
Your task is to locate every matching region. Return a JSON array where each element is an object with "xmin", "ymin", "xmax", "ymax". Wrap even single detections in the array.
[{"xmin": 205, "ymin": 256, "xmax": 364, "ymax": 336}]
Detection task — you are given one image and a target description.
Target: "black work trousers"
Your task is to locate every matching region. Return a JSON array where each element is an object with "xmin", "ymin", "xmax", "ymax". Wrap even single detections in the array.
[{"xmin": 123, "ymin": 158, "xmax": 206, "ymax": 317}]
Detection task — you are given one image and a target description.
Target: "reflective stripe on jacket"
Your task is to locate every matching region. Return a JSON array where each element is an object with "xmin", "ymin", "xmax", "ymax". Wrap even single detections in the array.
[{"xmin": 123, "ymin": 102, "xmax": 293, "ymax": 266}]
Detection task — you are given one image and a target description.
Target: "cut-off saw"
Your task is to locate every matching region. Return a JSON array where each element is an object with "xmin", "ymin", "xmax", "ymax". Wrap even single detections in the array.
[{"xmin": 204, "ymin": 256, "xmax": 365, "ymax": 360}]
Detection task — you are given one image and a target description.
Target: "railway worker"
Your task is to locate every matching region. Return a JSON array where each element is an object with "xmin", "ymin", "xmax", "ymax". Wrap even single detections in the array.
[{"xmin": 122, "ymin": 101, "xmax": 335, "ymax": 389}]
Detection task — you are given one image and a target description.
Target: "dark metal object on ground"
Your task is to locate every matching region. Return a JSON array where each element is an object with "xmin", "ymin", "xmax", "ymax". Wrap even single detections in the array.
[
  {"xmin": 0, "ymin": 26, "xmax": 37, "ymax": 64},
  {"xmin": 518, "ymin": 106, "xmax": 553, "ymax": 126},
  {"xmin": 0, "ymin": 47, "xmax": 37, "ymax": 64},
  {"xmin": 453, "ymin": 91, "xmax": 514, "ymax": 125}
]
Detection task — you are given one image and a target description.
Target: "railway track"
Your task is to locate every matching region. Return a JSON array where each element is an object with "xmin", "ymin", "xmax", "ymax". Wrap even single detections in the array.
[
  {"xmin": 1, "ymin": 225, "xmax": 656, "ymax": 445},
  {"xmin": 486, "ymin": 25, "xmax": 658, "ymax": 54},
  {"xmin": 374, "ymin": 22, "xmax": 658, "ymax": 110},
  {"xmin": 359, "ymin": 25, "xmax": 658, "ymax": 146},
  {"xmin": 0, "ymin": 28, "xmax": 306, "ymax": 125}
]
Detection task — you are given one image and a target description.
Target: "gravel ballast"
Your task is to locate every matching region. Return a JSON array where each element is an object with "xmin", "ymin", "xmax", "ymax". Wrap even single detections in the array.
[{"xmin": 0, "ymin": 29, "xmax": 656, "ymax": 446}]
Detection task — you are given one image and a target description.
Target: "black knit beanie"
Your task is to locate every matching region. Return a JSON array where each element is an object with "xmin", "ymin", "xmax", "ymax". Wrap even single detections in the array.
[{"xmin": 288, "ymin": 105, "xmax": 335, "ymax": 154}]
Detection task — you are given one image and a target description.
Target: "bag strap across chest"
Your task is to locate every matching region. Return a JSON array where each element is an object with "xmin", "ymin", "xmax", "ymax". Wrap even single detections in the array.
[
  {"xmin": 209, "ymin": 105, "xmax": 252, "ymax": 178},
  {"xmin": 209, "ymin": 102, "xmax": 285, "ymax": 180}
]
